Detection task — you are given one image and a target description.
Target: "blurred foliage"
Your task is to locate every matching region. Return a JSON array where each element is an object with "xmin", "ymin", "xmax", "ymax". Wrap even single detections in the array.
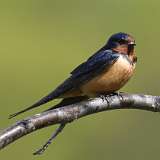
[{"xmin": 0, "ymin": 0, "xmax": 160, "ymax": 159}]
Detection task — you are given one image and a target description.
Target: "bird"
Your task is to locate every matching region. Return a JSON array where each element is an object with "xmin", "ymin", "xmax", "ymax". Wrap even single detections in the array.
[{"xmin": 9, "ymin": 32, "xmax": 137, "ymax": 119}]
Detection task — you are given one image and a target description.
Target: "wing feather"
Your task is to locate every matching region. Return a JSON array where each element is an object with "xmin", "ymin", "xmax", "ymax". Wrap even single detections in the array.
[{"xmin": 9, "ymin": 50, "xmax": 119, "ymax": 118}]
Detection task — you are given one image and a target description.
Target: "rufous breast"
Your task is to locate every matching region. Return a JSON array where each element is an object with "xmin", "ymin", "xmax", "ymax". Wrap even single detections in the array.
[{"xmin": 80, "ymin": 55, "xmax": 135, "ymax": 96}]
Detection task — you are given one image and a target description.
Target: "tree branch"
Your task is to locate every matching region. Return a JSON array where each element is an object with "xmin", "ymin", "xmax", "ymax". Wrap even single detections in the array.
[{"xmin": 0, "ymin": 93, "xmax": 160, "ymax": 154}]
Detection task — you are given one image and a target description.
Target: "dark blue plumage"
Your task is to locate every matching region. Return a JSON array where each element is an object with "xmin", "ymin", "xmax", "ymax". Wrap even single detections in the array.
[
  {"xmin": 71, "ymin": 50, "xmax": 119, "ymax": 77},
  {"xmin": 9, "ymin": 32, "xmax": 136, "ymax": 118},
  {"xmin": 106, "ymin": 32, "xmax": 131, "ymax": 48},
  {"xmin": 9, "ymin": 50, "xmax": 119, "ymax": 118}
]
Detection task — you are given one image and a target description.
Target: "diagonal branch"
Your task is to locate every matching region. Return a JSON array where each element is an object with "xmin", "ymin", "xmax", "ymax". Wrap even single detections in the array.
[{"xmin": 0, "ymin": 93, "xmax": 160, "ymax": 154}]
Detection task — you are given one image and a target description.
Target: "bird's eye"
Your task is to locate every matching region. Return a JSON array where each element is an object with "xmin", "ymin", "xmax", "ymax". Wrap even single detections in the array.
[{"xmin": 118, "ymin": 39, "xmax": 128, "ymax": 45}]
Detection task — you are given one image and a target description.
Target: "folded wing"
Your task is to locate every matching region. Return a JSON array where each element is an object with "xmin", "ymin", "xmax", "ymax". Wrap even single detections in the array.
[{"xmin": 9, "ymin": 50, "xmax": 119, "ymax": 118}]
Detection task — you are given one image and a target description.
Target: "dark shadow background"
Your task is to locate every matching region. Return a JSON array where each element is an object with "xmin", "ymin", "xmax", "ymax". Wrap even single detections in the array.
[{"xmin": 0, "ymin": 0, "xmax": 160, "ymax": 159}]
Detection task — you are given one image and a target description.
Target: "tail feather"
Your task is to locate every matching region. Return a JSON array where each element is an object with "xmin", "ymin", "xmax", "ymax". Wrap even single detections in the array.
[
  {"xmin": 9, "ymin": 77, "xmax": 75, "ymax": 119},
  {"xmin": 9, "ymin": 92, "xmax": 58, "ymax": 119}
]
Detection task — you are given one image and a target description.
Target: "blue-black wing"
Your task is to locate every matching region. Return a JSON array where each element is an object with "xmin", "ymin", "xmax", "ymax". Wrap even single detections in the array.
[
  {"xmin": 9, "ymin": 50, "xmax": 119, "ymax": 118},
  {"xmin": 71, "ymin": 50, "xmax": 119, "ymax": 78}
]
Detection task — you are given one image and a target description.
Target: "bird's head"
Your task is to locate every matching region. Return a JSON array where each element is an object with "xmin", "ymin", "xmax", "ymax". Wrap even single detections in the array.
[{"xmin": 106, "ymin": 32, "xmax": 136, "ymax": 56}]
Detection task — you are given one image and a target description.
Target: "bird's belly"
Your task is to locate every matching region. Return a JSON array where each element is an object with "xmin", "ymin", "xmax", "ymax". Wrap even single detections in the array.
[{"xmin": 80, "ymin": 56, "xmax": 135, "ymax": 96}]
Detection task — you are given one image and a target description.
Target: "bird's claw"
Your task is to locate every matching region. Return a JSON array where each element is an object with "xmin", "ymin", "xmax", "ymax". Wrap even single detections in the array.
[
  {"xmin": 99, "ymin": 94, "xmax": 111, "ymax": 106},
  {"xmin": 99, "ymin": 92, "xmax": 124, "ymax": 104}
]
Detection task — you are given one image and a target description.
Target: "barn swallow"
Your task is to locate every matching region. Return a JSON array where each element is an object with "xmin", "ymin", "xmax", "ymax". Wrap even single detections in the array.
[{"xmin": 9, "ymin": 32, "xmax": 137, "ymax": 118}]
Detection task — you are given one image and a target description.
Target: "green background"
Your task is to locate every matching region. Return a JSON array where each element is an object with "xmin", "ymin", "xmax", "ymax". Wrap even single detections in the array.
[{"xmin": 0, "ymin": 0, "xmax": 160, "ymax": 159}]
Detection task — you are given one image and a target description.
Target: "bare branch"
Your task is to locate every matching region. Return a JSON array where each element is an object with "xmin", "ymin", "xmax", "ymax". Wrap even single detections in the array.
[{"xmin": 0, "ymin": 93, "xmax": 160, "ymax": 153}]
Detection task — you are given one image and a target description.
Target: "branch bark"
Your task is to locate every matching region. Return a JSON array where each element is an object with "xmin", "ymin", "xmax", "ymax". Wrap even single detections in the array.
[{"xmin": 0, "ymin": 93, "xmax": 160, "ymax": 153}]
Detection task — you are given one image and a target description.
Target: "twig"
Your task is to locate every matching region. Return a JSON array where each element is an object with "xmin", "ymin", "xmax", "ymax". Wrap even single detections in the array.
[
  {"xmin": 0, "ymin": 93, "xmax": 160, "ymax": 154},
  {"xmin": 33, "ymin": 123, "xmax": 66, "ymax": 155}
]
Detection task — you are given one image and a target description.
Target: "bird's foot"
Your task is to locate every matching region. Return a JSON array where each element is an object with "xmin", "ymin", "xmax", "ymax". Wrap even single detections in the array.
[
  {"xmin": 109, "ymin": 92, "xmax": 124, "ymax": 101},
  {"xmin": 99, "ymin": 93, "xmax": 114, "ymax": 106},
  {"xmin": 99, "ymin": 92, "xmax": 124, "ymax": 104}
]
